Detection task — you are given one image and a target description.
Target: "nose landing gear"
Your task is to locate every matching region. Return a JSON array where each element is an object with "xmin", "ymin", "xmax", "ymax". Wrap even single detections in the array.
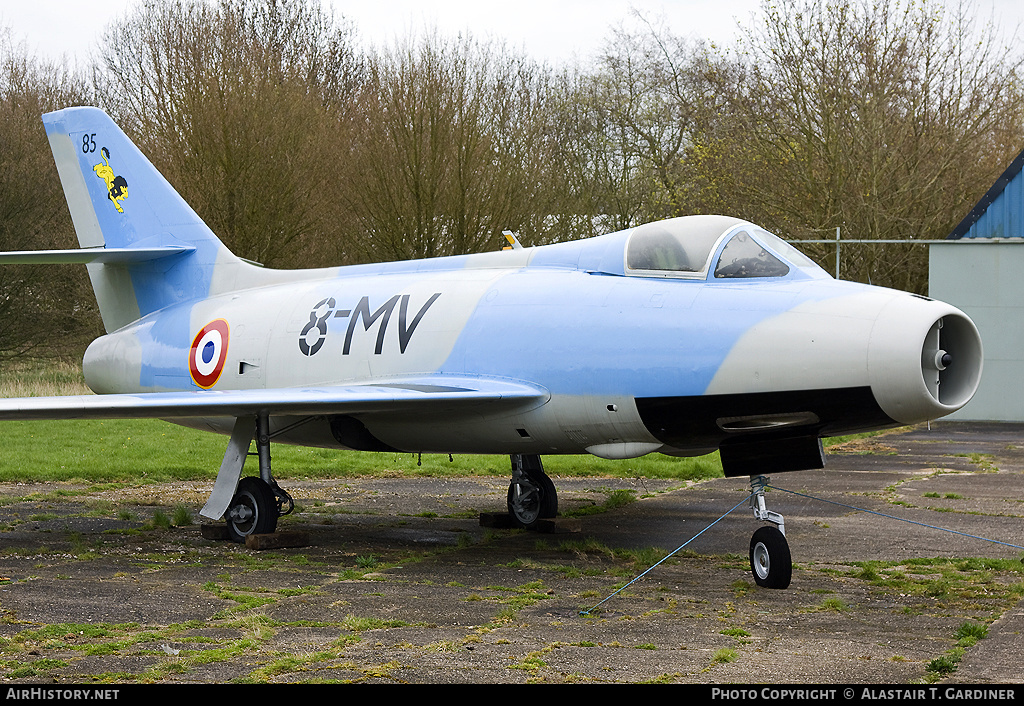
[{"xmin": 748, "ymin": 475, "xmax": 791, "ymax": 589}]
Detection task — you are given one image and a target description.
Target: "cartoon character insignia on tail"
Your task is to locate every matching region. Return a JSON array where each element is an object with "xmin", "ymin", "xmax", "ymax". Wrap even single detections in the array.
[{"xmin": 93, "ymin": 147, "xmax": 128, "ymax": 213}]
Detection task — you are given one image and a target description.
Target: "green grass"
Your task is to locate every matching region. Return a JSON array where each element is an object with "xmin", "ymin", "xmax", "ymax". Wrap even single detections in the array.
[
  {"xmin": 711, "ymin": 647, "xmax": 738, "ymax": 664},
  {"xmin": 0, "ymin": 360, "xmax": 882, "ymax": 484},
  {"xmin": 924, "ymin": 621, "xmax": 991, "ymax": 681},
  {"xmin": 0, "ymin": 417, "xmax": 723, "ymax": 482},
  {"xmin": 0, "ymin": 413, "xmax": 892, "ymax": 485},
  {"xmin": 0, "ymin": 417, "xmax": 725, "ymax": 483},
  {"xmin": 955, "ymin": 621, "xmax": 989, "ymax": 646}
]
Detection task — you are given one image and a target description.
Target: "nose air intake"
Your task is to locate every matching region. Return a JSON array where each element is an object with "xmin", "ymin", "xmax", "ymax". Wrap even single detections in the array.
[
  {"xmin": 921, "ymin": 314, "xmax": 983, "ymax": 408},
  {"xmin": 869, "ymin": 296, "xmax": 983, "ymax": 424}
]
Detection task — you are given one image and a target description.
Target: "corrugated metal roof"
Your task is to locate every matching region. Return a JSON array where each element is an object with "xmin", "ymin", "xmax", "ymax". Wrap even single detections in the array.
[{"xmin": 948, "ymin": 148, "xmax": 1024, "ymax": 239}]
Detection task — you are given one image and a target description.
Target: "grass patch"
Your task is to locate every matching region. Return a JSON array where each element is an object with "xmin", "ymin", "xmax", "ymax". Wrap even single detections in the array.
[
  {"xmin": 355, "ymin": 555, "xmax": 379, "ymax": 569},
  {"xmin": 0, "ymin": 361, "xmax": 727, "ymax": 483},
  {"xmin": 720, "ymin": 627, "xmax": 751, "ymax": 639},
  {"xmin": 951, "ymin": 453, "xmax": 998, "ymax": 472},
  {"xmin": 147, "ymin": 509, "xmax": 172, "ymax": 530},
  {"xmin": 562, "ymin": 488, "xmax": 639, "ymax": 518},
  {"xmin": 339, "ymin": 615, "xmax": 410, "ymax": 632},
  {"xmin": 0, "ymin": 361, "xmax": 887, "ymax": 485},
  {"xmin": 847, "ymin": 557, "xmax": 1024, "ymax": 605},
  {"xmin": 955, "ymin": 620, "xmax": 989, "ymax": 647},
  {"xmin": 0, "ymin": 417, "xmax": 725, "ymax": 483},
  {"xmin": 815, "ymin": 597, "xmax": 848, "ymax": 612},
  {"xmin": 0, "ymin": 360, "xmax": 91, "ymax": 398},
  {"xmin": 172, "ymin": 504, "xmax": 193, "ymax": 526},
  {"xmin": 924, "ymin": 621, "xmax": 991, "ymax": 682},
  {"xmin": 711, "ymin": 647, "xmax": 738, "ymax": 664}
]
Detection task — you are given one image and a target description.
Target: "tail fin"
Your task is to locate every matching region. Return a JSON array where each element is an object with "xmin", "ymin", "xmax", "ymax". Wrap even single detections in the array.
[{"xmin": 43, "ymin": 107, "xmax": 243, "ymax": 332}]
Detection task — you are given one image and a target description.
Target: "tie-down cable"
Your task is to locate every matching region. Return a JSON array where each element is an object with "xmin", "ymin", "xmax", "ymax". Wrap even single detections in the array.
[
  {"xmin": 579, "ymin": 491, "xmax": 754, "ymax": 616},
  {"xmin": 580, "ymin": 481, "xmax": 1024, "ymax": 616}
]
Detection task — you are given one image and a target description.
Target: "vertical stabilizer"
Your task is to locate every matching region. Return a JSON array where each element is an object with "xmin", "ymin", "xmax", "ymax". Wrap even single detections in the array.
[{"xmin": 44, "ymin": 107, "xmax": 241, "ymax": 332}]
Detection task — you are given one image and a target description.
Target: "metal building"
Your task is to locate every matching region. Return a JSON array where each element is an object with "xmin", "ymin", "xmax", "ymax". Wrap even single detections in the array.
[{"xmin": 929, "ymin": 148, "xmax": 1024, "ymax": 421}]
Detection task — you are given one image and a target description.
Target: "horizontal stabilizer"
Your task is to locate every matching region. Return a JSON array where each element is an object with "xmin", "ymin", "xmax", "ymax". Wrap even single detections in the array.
[
  {"xmin": 0, "ymin": 377, "xmax": 549, "ymax": 421},
  {"xmin": 0, "ymin": 246, "xmax": 194, "ymax": 265}
]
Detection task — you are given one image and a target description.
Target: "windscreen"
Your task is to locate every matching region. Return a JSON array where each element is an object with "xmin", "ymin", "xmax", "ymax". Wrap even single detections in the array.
[{"xmin": 713, "ymin": 230, "xmax": 790, "ymax": 278}]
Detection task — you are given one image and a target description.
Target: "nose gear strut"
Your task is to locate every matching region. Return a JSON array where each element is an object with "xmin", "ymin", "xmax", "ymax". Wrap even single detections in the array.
[{"xmin": 748, "ymin": 475, "xmax": 791, "ymax": 589}]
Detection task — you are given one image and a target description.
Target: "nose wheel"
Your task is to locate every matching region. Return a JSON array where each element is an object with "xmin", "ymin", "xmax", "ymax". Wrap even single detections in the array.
[
  {"xmin": 749, "ymin": 525, "xmax": 791, "ymax": 588},
  {"xmin": 748, "ymin": 475, "xmax": 792, "ymax": 589}
]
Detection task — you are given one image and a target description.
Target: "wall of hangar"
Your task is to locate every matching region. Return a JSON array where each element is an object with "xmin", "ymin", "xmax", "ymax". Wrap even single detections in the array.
[{"xmin": 929, "ymin": 241, "xmax": 1024, "ymax": 422}]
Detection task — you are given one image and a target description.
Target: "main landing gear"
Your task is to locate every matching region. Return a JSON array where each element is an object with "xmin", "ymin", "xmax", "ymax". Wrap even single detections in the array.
[
  {"xmin": 225, "ymin": 476, "xmax": 279, "ymax": 542},
  {"xmin": 507, "ymin": 453, "xmax": 558, "ymax": 529},
  {"xmin": 201, "ymin": 413, "xmax": 294, "ymax": 543},
  {"xmin": 748, "ymin": 475, "xmax": 791, "ymax": 589}
]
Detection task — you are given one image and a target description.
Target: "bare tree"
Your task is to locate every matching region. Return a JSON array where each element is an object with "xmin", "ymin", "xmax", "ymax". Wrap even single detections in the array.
[
  {"xmin": 545, "ymin": 15, "xmax": 744, "ymax": 239},
  {"xmin": 690, "ymin": 0, "xmax": 1024, "ymax": 292},
  {"xmin": 0, "ymin": 30, "xmax": 99, "ymax": 358},
  {"xmin": 96, "ymin": 0, "xmax": 364, "ymax": 268},
  {"xmin": 348, "ymin": 32, "xmax": 555, "ymax": 261}
]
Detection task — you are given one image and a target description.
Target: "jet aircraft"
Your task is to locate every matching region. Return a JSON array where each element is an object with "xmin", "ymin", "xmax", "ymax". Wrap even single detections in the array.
[{"xmin": 0, "ymin": 107, "xmax": 984, "ymax": 589}]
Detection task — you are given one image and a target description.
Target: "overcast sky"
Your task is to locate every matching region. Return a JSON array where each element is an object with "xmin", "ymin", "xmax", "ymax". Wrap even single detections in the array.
[{"xmin": 2, "ymin": 0, "xmax": 1021, "ymax": 68}]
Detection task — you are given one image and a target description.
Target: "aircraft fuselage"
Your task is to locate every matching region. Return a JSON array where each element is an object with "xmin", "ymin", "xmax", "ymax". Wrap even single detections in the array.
[{"xmin": 80, "ymin": 226, "xmax": 981, "ymax": 474}]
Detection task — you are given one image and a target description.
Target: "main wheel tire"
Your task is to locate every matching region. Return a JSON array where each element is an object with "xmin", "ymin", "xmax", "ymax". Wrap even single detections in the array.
[
  {"xmin": 749, "ymin": 525, "xmax": 792, "ymax": 589},
  {"xmin": 225, "ymin": 477, "xmax": 279, "ymax": 543},
  {"xmin": 507, "ymin": 473, "xmax": 557, "ymax": 529}
]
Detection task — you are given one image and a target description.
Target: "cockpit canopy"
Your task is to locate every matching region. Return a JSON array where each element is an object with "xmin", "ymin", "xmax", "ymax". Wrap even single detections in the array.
[{"xmin": 624, "ymin": 216, "xmax": 824, "ymax": 280}]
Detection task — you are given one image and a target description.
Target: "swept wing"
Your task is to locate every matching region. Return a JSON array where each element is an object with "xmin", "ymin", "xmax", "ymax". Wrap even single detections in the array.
[{"xmin": 0, "ymin": 377, "xmax": 548, "ymax": 421}]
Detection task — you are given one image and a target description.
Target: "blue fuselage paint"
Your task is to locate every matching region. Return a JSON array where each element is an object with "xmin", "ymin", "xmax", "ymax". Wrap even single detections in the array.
[
  {"xmin": 439, "ymin": 270, "xmax": 824, "ymax": 398},
  {"xmin": 100, "ymin": 229, "xmax": 839, "ymax": 400}
]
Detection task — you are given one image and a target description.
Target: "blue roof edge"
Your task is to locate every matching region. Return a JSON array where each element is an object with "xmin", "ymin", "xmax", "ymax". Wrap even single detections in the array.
[{"xmin": 948, "ymin": 147, "xmax": 1024, "ymax": 239}]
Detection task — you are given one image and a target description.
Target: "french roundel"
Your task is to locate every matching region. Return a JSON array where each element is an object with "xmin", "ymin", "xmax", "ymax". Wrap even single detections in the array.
[{"xmin": 189, "ymin": 319, "xmax": 230, "ymax": 389}]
